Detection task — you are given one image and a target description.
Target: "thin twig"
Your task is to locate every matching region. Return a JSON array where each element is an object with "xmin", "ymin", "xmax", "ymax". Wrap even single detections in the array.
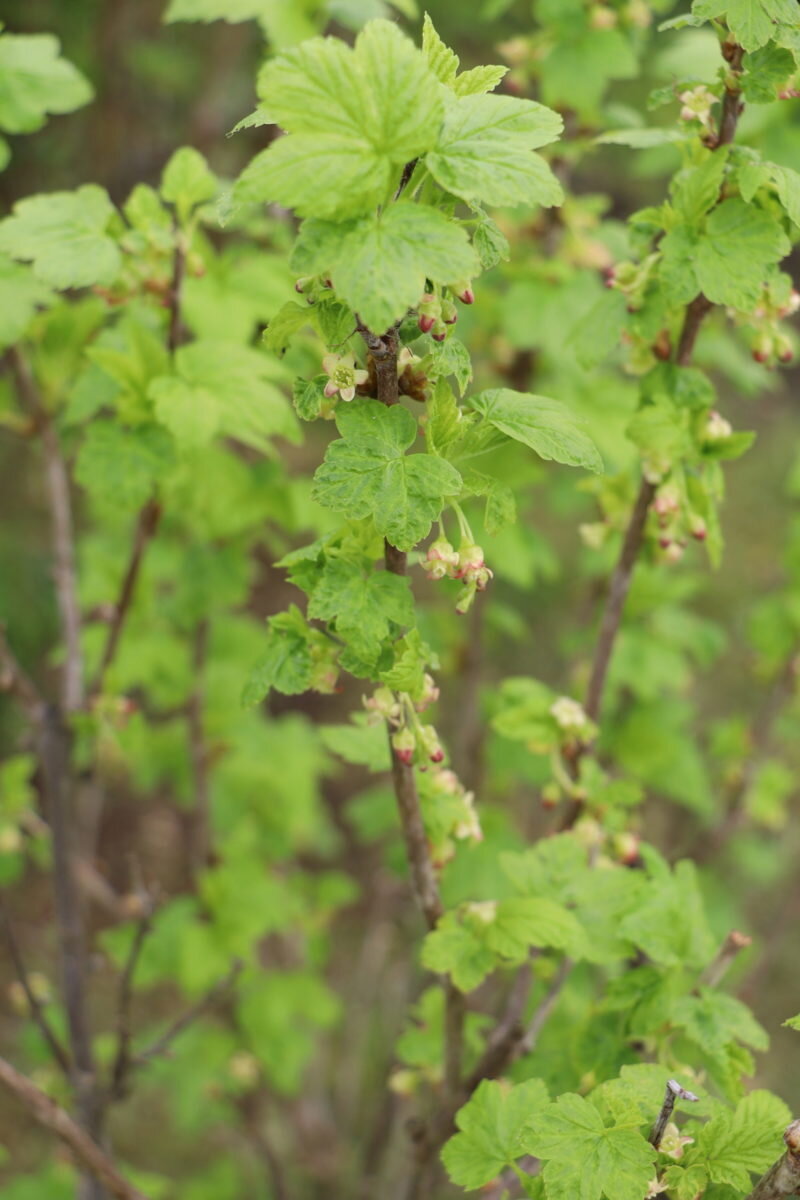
[
  {"xmin": 7, "ymin": 347, "xmax": 84, "ymax": 713},
  {"xmin": 0, "ymin": 1055, "xmax": 149, "ymax": 1200},
  {"xmin": 649, "ymin": 1079, "xmax": 699, "ymax": 1149},
  {"xmin": 236, "ymin": 1093, "xmax": 289, "ymax": 1200},
  {"xmin": 698, "ymin": 929, "xmax": 752, "ymax": 990},
  {"xmin": 132, "ymin": 959, "xmax": 243, "ymax": 1069},
  {"xmin": 0, "ymin": 625, "xmax": 45, "ymax": 726},
  {"xmin": 465, "ymin": 958, "xmax": 535, "ymax": 1091},
  {"xmin": 93, "ymin": 498, "xmax": 162, "ymax": 695},
  {"xmin": 1, "ymin": 903, "xmax": 72, "ymax": 1077},
  {"xmin": 516, "ymin": 958, "xmax": 573, "ymax": 1057},
  {"xmin": 745, "ymin": 1120, "xmax": 800, "ymax": 1199},
  {"xmin": 110, "ymin": 898, "xmax": 156, "ymax": 1100},
  {"xmin": 187, "ymin": 618, "xmax": 211, "ymax": 875}
]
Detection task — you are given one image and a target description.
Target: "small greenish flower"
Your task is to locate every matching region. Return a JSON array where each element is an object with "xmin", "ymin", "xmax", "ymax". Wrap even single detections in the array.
[{"xmin": 322, "ymin": 353, "xmax": 368, "ymax": 403}]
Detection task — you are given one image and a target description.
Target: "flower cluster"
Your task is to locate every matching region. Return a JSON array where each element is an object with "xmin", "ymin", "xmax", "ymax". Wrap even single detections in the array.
[
  {"xmin": 417, "ymin": 281, "xmax": 475, "ymax": 340},
  {"xmin": 422, "ymin": 536, "xmax": 493, "ymax": 613}
]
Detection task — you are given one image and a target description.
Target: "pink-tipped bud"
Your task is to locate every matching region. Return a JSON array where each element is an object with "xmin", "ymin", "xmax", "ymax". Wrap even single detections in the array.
[
  {"xmin": 418, "ymin": 293, "xmax": 440, "ymax": 335},
  {"xmin": 323, "ymin": 380, "xmax": 339, "ymax": 398},
  {"xmin": 294, "ymin": 276, "xmax": 314, "ymax": 294},
  {"xmin": 431, "ymin": 320, "xmax": 448, "ymax": 343},
  {"xmin": 689, "ymin": 515, "xmax": 707, "ymax": 542},
  {"xmin": 419, "ymin": 313, "xmax": 436, "ymax": 334},
  {"xmin": 454, "ymin": 281, "xmax": 475, "ymax": 305},
  {"xmin": 658, "ymin": 536, "xmax": 673, "ymax": 550},
  {"xmin": 392, "ymin": 727, "xmax": 416, "ymax": 765},
  {"xmin": 441, "ymin": 298, "xmax": 458, "ymax": 325}
]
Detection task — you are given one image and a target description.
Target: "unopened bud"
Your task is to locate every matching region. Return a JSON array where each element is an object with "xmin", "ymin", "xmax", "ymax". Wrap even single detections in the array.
[
  {"xmin": 451, "ymin": 280, "xmax": 475, "ymax": 305},
  {"xmin": 294, "ymin": 276, "xmax": 314, "ymax": 294},
  {"xmin": 663, "ymin": 541, "xmax": 685, "ymax": 564},
  {"xmin": 705, "ymin": 410, "xmax": 733, "ymax": 441},
  {"xmin": 431, "ymin": 320, "xmax": 448, "ymax": 342},
  {"xmin": 441, "ymin": 297, "xmax": 458, "ymax": 325},
  {"xmin": 415, "ymin": 674, "xmax": 440, "ymax": 713},
  {"xmin": 418, "ymin": 293, "xmax": 440, "ymax": 334},
  {"xmin": 689, "ymin": 514, "xmax": 707, "ymax": 541},
  {"xmin": 589, "ymin": 4, "xmax": 617, "ymax": 30},
  {"xmin": 392, "ymin": 727, "xmax": 416, "ymax": 766}
]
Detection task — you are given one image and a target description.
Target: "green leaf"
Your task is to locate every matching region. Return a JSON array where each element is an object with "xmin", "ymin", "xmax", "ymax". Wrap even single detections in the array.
[
  {"xmin": 442, "ymin": 1079, "xmax": 550, "ymax": 1189},
  {"xmin": 312, "ymin": 399, "xmax": 462, "ymax": 551},
  {"xmin": 242, "ymin": 607, "xmax": 316, "ymax": 703},
  {"xmin": 468, "ymin": 389, "xmax": 603, "ymax": 473},
  {"xmin": 769, "ymin": 163, "xmax": 800, "ymax": 227},
  {"xmin": 570, "ymin": 290, "xmax": 627, "ymax": 369},
  {"xmin": 686, "ymin": 1091, "xmax": 792, "ymax": 1191},
  {"xmin": 160, "ymin": 146, "xmax": 217, "ymax": 223},
  {"xmin": 522, "ymin": 1093, "xmax": 656, "ymax": 1200},
  {"xmin": 421, "ymin": 911, "xmax": 496, "ymax": 991},
  {"xmin": 263, "ymin": 300, "xmax": 315, "ymax": 356},
  {"xmin": 165, "ymin": 0, "xmax": 271, "ymax": 20},
  {"xmin": 292, "ymin": 375, "xmax": 327, "ymax": 421},
  {"xmin": 291, "ymin": 203, "xmax": 479, "ymax": 334},
  {"xmin": 0, "ymin": 31, "xmax": 93, "ymax": 135},
  {"xmin": 695, "ymin": 199, "xmax": 790, "ymax": 310},
  {"xmin": 427, "ymin": 93, "xmax": 564, "ymax": 209},
  {"xmin": 453, "ymin": 64, "xmax": 508, "ymax": 97},
  {"xmin": 484, "ymin": 897, "xmax": 586, "ymax": 961},
  {"xmin": 308, "ymin": 559, "xmax": 414, "ymax": 659},
  {"xmin": 673, "ymin": 988, "xmax": 769, "ymax": 1058},
  {"xmin": 0, "ymin": 185, "xmax": 121, "ymax": 289},
  {"xmin": 150, "ymin": 341, "xmax": 298, "ymax": 451},
  {"xmin": 691, "ymin": 0, "xmax": 800, "ymax": 52},
  {"xmin": 473, "ymin": 213, "xmax": 511, "ymax": 270},
  {"xmin": 0, "ymin": 255, "xmax": 52, "ymax": 349},
  {"xmin": 235, "ymin": 21, "xmax": 442, "ymax": 219},
  {"xmin": 422, "ymin": 13, "xmax": 459, "ymax": 84},
  {"xmin": 75, "ymin": 423, "xmax": 175, "ymax": 509}
]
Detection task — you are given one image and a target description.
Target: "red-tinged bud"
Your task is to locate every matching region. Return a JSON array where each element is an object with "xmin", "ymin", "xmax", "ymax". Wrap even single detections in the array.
[
  {"xmin": 603, "ymin": 266, "xmax": 617, "ymax": 289},
  {"xmin": 689, "ymin": 514, "xmax": 707, "ymax": 541},
  {"xmin": 431, "ymin": 320, "xmax": 448, "ymax": 342},
  {"xmin": 653, "ymin": 329, "xmax": 672, "ymax": 361},
  {"xmin": 658, "ymin": 536, "xmax": 672, "ymax": 550},
  {"xmin": 541, "ymin": 782, "xmax": 561, "ymax": 809},
  {"xmin": 780, "ymin": 347, "xmax": 794, "ymax": 364},
  {"xmin": 419, "ymin": 313, "xmax": 436, "ymax": 334},
  {"xmin": 418, "ymin": 293, "xmax": 440, "ymax": 335},
  {"xmin": 613, "ymin": 831, "xmax": 641, "ymax": 865},
  {"xmin": 663, "ymin": 542, "xmax": 685, "ymax": 564},
  {"xmin": 752, "ymin": 349, "xmax": 769, "ymax": 363},
  {"xmin": 589, "ymin": 4, "xmax": 617, "ymax": 31},
  {"xmin": 294, "ymin": 276, "xmax": 314, "ymax": 294},
  {"xmin": 454, "ymin": 281, "xmax": 475, "ymax": 305},
  {"xmin": 441, "ymin": 297, "xmax": 458, "ymax": 325},
  {"xmin": 392, "ymin": 727, "xmax": 416, "ymax": 765},
  {"xmin": 776, "ymin": 334, "xmax": 794, "ymax": 364},
  {"xmin": 415, "ymin": 673, "xmax": 440, "ymax": 713}
]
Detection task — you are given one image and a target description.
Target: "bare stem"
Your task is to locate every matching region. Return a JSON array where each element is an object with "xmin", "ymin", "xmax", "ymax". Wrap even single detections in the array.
[
  {"xmin": 0, "ymin": 625, "xmax": 45, "ymax": 726},
  {"xmin": 187, "ymin": 619, "xmax": 211, "ymax": 874},
  {"xmin": 1, "ymin": 903, "xmax": 72, "ymax": 1077},
  {"xmin": 698, "ymin": 929, "xmax": 752, "ymax": 990},
  {"xmin": 132, "ymin": 959, "xmax": 242, "ymax": 1069},
  {"xmin": 93, "ymin": 498, "xmax": 162, "ymax": 695},
  {"xmin": 465, "ymin": 959, "xmax": 534, "ymax": 1092},
  {"xmin": 0, "ymin": 1056, "xmax": 149, "ymax": 1200},
  {"xmin": 746, "ymin": 1121, "xmax": 800, "ymax": 1199},
  {"xmin": 110, "ymin": 900, "xmax": 156, "ymax": 1101},
  {"xmin": 649, "ymin": 1079, "xmax": 699, "ymax": 1149},
  {"xmin": 8, "ymin": 347, "xmax": 84, "ymax": 714}
]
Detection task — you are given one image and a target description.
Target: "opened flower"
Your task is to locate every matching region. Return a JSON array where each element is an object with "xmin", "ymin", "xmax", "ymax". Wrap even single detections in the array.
[{"xmin": 322, "ymin": 353, "xmax": 368, "ymax": 403}]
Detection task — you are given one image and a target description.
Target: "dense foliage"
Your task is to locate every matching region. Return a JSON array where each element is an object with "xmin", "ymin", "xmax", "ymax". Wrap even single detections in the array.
[{"xmin": 1, "ymin": 3, "xmax": 800, "ymax": 1199}]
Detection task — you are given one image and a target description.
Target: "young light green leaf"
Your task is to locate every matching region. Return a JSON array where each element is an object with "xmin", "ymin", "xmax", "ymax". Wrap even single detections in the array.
[
  {"xmin": 522, "ymin": 1092, "xmax": 656, "ymax": 1200},
  {"xmin": 236, "ymin": 21, "xmax": 443, "ymax": 219},
  {"xmin": 684, "ymin": 1090, "xmax": 792, "ymax": 1191},
  {"xmin": 694, "ymin": 198, "xmax": 790, "ymax": 310},
  {"xmin": 0, "ymin": 255, "xmax": 52, "ymax": 349},
  {"xmin": 453, "ymin": 64, "xmax": 508, "ymax": 97},
  {"xmin": 442, "ymin": 1079, "xmax": 550, "ymax": 1189},
  {"xmin": 0, "ymin": 185, "xmax": 121, "ymax": 289},
  {"xmin": 291, "ymin": 203, "xmax": 479, "ymax": 334},
  {"xmin": 427, "ymin": 93, "xmax": 564, "ymax": 209},
  {"xmin": 422, "ymin": 13, "xmax": 459, "ymax": 84},
  {"xmin": 468, "ymin": 389, "xmax": 603, "ymax": 473},
  {"xmin": 75, "ymin": 423, "xmax": 175, "ymax": 509},
  {"xmin": 0, "ymin": 31, "xmax": 93, "ymax": 135},
  {"xmin": 160, "ymin": 146, "xmax": 217, "ymax": 224},
  {"xmin": 312, "ymin": 399, "xmax": 462, "ymax": 551},
  {"xmin": 242, "ymin": 607, "xmax": 317, "ymax": 704},
  {"xmin": 308, "ymin": 559, "xmax": 414, "ymax": 660},
  {"xmin": 691, "ymin": 0, "xmax": 800, "ymax": 52}
]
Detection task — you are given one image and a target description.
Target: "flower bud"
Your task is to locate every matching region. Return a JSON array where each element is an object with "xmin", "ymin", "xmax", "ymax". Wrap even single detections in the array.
[
  {"xmin": 589, "ymin": 4, "xmax": 617, "ymax": 30},
  {"xmin": 550, "ymin": 696, "xmax": 590, "ymax": 736},
  {"xmin": 752, "ymin": 331, "xmax": 773, "ymax": 364},
  {"xmin": 431, "ymin": 320, "xmax": 448, "ymax": 342},
  {"xmin": 689, "ymin": 514, "xmax": 707, "ymax": 541},
  {"xmin": 418, "ymin": 293, "xmax": 440, "ymax": 334},
  {"xmin": 465, "ymin": 900, "xmax": 497, "ymax": 924},
  {"xmin": 452, "ymin": 280, "xmax": 475, "ymax": 305},
  {"xmin": 392, "ymin": 727, "xmax": 416, "ymax": 765},
  {"xmin": 364, "ymin": 686, "xmax": 401, "ymax": 723},
  {"xmin": 424, "ymin": 536, "xmax": 459, "ymax": 581},
  {"xmin": 663, "ymin": 541, "xmax": 685, "ymax": 564},
  {"xmin": 441, "ymin": 297, "xmax": 458, "ymax": 325},
  {"xmin": 415, "ymin": 673, "xmax": 440, "ymax": 713},
  {"xmin": 775, "ymin": 333, "xmax": 794, "ymax": 364},
  {"xmin": 294, "ymin": 276, "xmax": 314, "ymax": 294},
  {"xmin": 419, "ymin": 724, "xmax": 445, "ymax": 764},
  {"xmin": 613, "ymin": 831, "xmax": 641, "ymax": 865},
  {"xmin": 704, "ymin": 410, "xmax": 733, "ymax": 442},
  {"xmin": 579, "ymin": 522, "xmax": 608, "ymax": 550}
]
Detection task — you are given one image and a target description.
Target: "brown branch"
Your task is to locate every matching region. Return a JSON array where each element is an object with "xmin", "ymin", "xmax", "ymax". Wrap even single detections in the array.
[
  {"xmin": 649, "ymin": 1079, "xmax": 699, "ymax": 1150},
  {"xmin": 516, "ymin": 957, "xmax": 573, "ymax": 1058},
  {"xmin": 110, "ymin": 899, "xmax": 156, "ymax": 1101},
  {"xmin": 1, "ymin": 903, "xmax": 72, "ymax": 1077},
  {"xmin": 236, "ymin": 1093, "xmax": 289, "ymax": 1200},
  {"xmin": 465, "ymin": 958, "xmax": 535, "ymax": 1091},
  {"xmin": 8, "ymin": 347, "xmax": 84, "ymax": 713},
  {"xmin": 698, "ymin": 929, "xmax": 752, "ymax": 990},
  {"xmin": 746, "ymin": 1120, "xmax": 800, "ymax": 1199},
  {"xmin": 0, "ymin": 625, "xmax": 45, "ymax": 726},
  {"xmin": 0, "ymin": 1055, "xmax": 149, "ymax": 1200},
  {"xmin": 132, "ymin": 958, "xmax": 243, "ymax": 1069},
  {"xmin": 93, "ymin": 498, "xmax": 162, "ymax": 695},
  {"xmin": 187, "ymin": 618, "xmax": 211, "ymax": 875},
  {"xmin": 583, "ymin": 475, "xmax": 657, "ymax": 725}
]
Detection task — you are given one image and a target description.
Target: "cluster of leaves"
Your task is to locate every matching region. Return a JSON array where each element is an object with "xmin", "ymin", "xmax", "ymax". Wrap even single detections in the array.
[{"xmin": 2, "ymin": 2, "xmax": 800, "ymax": 1199}]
